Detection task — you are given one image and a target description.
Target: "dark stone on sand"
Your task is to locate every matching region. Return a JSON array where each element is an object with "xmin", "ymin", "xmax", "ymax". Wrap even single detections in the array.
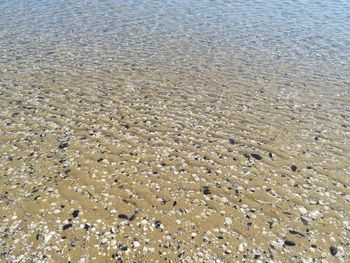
[
  {"xmin": 300, "ymin": 216, "xmax": 309, "ymax": 226},
  {"xmin": 269, "ymin": 152, "xmax": 273, "ymax": 158},
  {"xmin": 229, "ymin": 138, "xmax": 236, "ymax": 145},
  {"xmin": 291, "ymin": 165, "xmax": 297, "ymax": 172},
  {"xmin": 84, "ymin": 224, "xmax": 90, "ymax": 231},
  {"xmin": 63, "ymin": 223, "xmax": 72, "ymax": 230},
  {"xmin": 251, "ymin": 153, "xmax": 262, "ymax": 160},
  {"xmin": 118, "ymin": 214, "xmax": 129, "ymax": 219},
  {"xmin": 330, "ymin": 246, "xmax": 338, "ymax": 256},
  {"xmin": 118, "ymin": 244, "xmax": 128, "ymax": 251},
  {"xmin": 129, "ymin": 214, "xmax": 136, "ymax": 221},
  {"xmin": 154, "ymin": 220, "xmax": 162, "ymax": 228},
  {"xmin": 173, "ymin": 201, "xmax": 177, "ymax": 206},
  {"xmin": 97, "ymin": 158, "xmax": 103, "ymax": 162},
  {"xmin": 268, "ymin": 221, "xmax": 273, "ymax": 229},
  {"xmin": 284, "ymin": 240, "xmax": 296, "ymax": 246},
  {"xmin": 59, "ymin": 142, "xmax": 68, "ymax": 149},
  {"xmin": 72, "ymin": 210, "xmax": 80, "ymax": 218},
  {"xmin": 288, "ymin": 229, "xmax": 305, "ymax": 237},
  {"xmin": 203, "ymin": 187, "xmax": 211, "ymax": 195}
]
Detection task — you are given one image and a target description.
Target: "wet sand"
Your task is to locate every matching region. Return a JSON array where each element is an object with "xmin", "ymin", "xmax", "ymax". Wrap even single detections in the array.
[{"xmin": 1, "ymin": 71, "xmax": 350, "ymax": 262}]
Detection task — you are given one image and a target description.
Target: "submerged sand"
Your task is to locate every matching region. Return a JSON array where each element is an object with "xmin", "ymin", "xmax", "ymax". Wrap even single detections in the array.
[{"xmin": 0, "ymin": 72, "xmax": 350, "ymax": 262}]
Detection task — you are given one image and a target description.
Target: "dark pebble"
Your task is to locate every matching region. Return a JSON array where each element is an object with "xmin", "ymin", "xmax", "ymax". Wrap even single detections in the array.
[
  {"xmin": 118, "ymin": 214, "xmax": 129, "ymax": 219},
  {"xmin": 243, "ymin": 153, "xmax": 250, "ymax": 159},
  {"xmin": 154, "ymin": 220, "xmax": 162, "ymax": 228},
  {"xmin": 97, "ymin": 158, "xmax": 103, "ymax": 162},
  {"xmin": 118, "ymin": 244, "xmax": 128, "ymax": 251},
  {"xmin": 229, "ymin": 138, "xmax": 236, "ymax": 145},
  {"xmin": 59, "ymin": 142, "xmax": 69, "ymax": 149},
  {"xmin": 288, "ymin": 229, "xmax": 305, "ymax": 237},
  {"xmin": 291, "ymin": 165, "xmax": 297, "ymax": 172},
  {"xmin": 203, "ymin": 187, "xmax": 211, "ymax": 195},
  {"xmin": 72, "ymin": 210, "xmax": 80, "ymax": 218},
  {"xmin": 173, "ymin": 201, "xmax": 177, "ymax": 206},
  {"xmin": 330, "ymin": 246, "xmax": 338, "ymax": 256},
  {"xmin": 300, "ymin": 216, "xmax": 309, "ymax": 226},
  {"xmin": 251, "ymin": 153, "xmax": 262, "ymax": 160},
  {"xmin": 129, "ymin": 214, "xmax": 136, "ymax": 221},
  {"xmin": 269, "ymin": 152, "xmax": 273, "ymax": 158},
  {"xmin": 84, "ymin": 224, "xmax": 90, "ymax": 231},
  {"xmin": 284, "ymin": 240, "xmax": 296, "ymax": 246},
  {"xmin": 63, "ymin": 223, "xmax": 73, "ymax": 230}
]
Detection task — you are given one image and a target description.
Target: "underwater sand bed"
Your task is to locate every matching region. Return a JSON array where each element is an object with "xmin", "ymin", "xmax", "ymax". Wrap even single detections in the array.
[{"xmin": 0, "ymin": 73, "xmax": 349, "ymax": 262}]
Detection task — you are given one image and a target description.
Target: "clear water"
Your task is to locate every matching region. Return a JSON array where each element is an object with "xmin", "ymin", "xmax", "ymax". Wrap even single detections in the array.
[{"xmin": 1, "ymin": 0, "xmax": 349, "ymax": 91}]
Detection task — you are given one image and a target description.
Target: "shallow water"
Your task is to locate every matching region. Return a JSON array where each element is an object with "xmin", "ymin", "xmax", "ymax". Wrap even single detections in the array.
[{"xmin": 0, "ymin": 0, "xmax": 350, "ymax": 262}]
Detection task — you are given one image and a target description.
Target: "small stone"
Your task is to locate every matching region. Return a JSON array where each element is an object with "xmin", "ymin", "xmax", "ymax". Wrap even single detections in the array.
[
  {"xmin": 288, "ymin": 229, "xmax": 305, "ymax": 237},
  {"xmin": 133, "ymin": 241, "xmax": 140, "ymax": 248},
  {"xmin": 224, "ymin": 217, "xmax": 232, "ymax": 225},
  {"xmin": 118, "ymin": 244, "xmax": 128, "ymax": 251},
  {"xmin": 284, "ymin": 240, "xmax": 296, "ymax": 246},
  {"xmin": 330, "ymin": 246, "xmax": 338, "ymax": 256},
  {"xmin": 291, "ymin": 165, "xmax": 297, "ymax": 172},
  {"xmin": 175, "ymin": 219, "xmax": 181, "ymax": 225},
  {"xmin": 59, "ymin": 142, "xmax": 68, "ymax": 149},
  {"xmin": 44, "ymin": 231, "xmax": 55, "ymax": 244},
  {"xmin": 101, "ymin": 238, "xmax": 108, "ymax": 245},
  {"xmin": 251, "ymin": 154, "xmax": 262, "ymax": 160},
  {"xmin": 238, "ymin": 243, "xmax": 244, "ymax": 252},
  {"xmin": 300, "ymin": 216, "xmax": 309, "ymax": 225},
  {"xmin": 72, "ymin": 210, "xmax": 80, "ymax": 218},
  {"xmin": 118, "ymin": 214, "xmax": 128, "ymax": 219},
  {"xmin": 154, "ymin": 220, "xmax": 162, "ymax": 228},
  {"xmin": 221, "ymin": 197, "xmax": 229, "ymax": 203},
  {"xmin": 63, "ymin": 224, "xmax": 72, "ymax": 230},
  {"xmin": 298, "ymin": 206, "xmax": 308, "ymax": 215},
  {"xmin": 229, "ymin": 138, "xmax": 236, "ymax": 145},
  {"xmin": 203, "ymin": 187, "xmax": 211, "ymax": 195}
]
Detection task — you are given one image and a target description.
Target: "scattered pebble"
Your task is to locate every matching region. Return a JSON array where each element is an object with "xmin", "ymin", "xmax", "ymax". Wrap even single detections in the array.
[
  {"xmin": 284, "ymin": 240, "xmax": 296, "ymax": 246},
  {"xmin": 330, "ymin": 246, "xmax": 338, "ymax": 256}
]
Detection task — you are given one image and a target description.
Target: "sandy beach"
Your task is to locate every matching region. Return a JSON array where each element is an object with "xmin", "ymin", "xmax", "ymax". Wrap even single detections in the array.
[
  {"xmin": 1, "ymin": 71, "xmax": 349, "ymax": 262},
  {"xmin": 1, "ymin": 0, "xmax": 350, "ymax": 262}
]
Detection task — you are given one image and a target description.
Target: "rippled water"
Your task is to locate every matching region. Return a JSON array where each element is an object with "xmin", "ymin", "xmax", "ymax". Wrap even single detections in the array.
[
  {"xmin": 1, "ymin": 1, "xmax": 350, "ymax": 262},
  {"xmin": 1, "ymin": 0, "xmax": 349, "ymax": 90}
]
